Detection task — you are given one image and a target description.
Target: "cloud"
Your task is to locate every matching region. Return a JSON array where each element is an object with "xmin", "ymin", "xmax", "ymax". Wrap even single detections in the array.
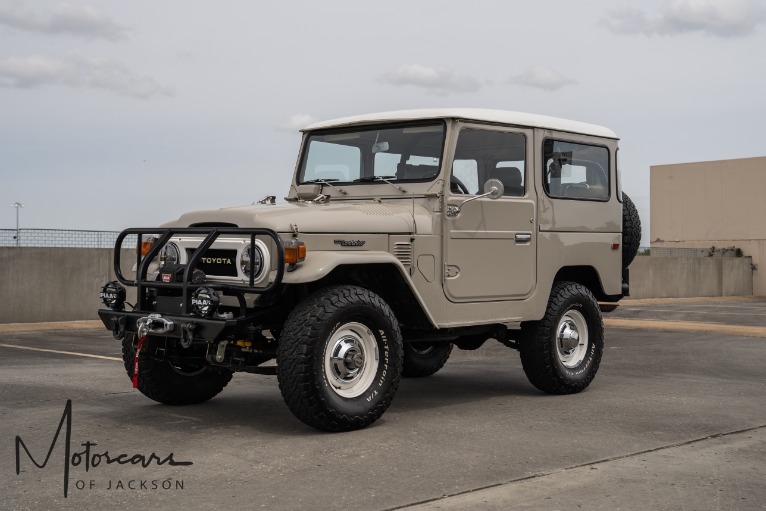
[
  {"xmin": 278, "ymin": 113, "xmax": 318, "ymax": 132},
  {"xmin": 0, "ymin": 53, "xmax": 174, "ymax": 99},
  {"xmin": 603, "ymin": 0, "xmax": 766, "ymax": 38},
  {"xmin": 509, "ymin": 67, "xmax": 576, "ymax": 92},
  {"xmin": 0, "ymin": 1, "xmax": 127, "ymax": 41},
  {"xmin": 379, "ymin": 64, "xmax": 481, "ymax": 94}
]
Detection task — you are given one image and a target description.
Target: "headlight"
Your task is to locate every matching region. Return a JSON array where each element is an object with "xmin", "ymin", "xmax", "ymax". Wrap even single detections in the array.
[
  {"xmin": 160, "ymin": 242, "xmax": 180, "ymax": 266},
  {"xmin": 191, "ymin": 286, "xmax": 220, "ymax": 317},
  {"xmin": 240, "ymin": 244, "xmax": 264, "ymax": 278},
  {"xmin": 100, "ymin": 281, "xmax": 126, "ymax": 310}
]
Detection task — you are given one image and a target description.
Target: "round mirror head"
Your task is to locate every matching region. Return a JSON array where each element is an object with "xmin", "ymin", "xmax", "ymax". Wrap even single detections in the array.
[{"xmin": 483, "ymin": 178, "xmax": 504, "ymax": 199}]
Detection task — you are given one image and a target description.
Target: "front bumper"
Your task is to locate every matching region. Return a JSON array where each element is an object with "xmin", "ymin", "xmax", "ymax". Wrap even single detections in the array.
[
  {"xmin": 100, "ymin": 226, "xmax": 287, "ymax": 343},
  {"xmin": 98, "ymin": 309, "xmax": 242, "ymax": 344}
]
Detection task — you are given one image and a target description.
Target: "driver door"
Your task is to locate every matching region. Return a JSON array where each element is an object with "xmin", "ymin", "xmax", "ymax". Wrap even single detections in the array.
[{"xmin": 443, "ymin": 124, "xmax": 536, "ymax": 302}]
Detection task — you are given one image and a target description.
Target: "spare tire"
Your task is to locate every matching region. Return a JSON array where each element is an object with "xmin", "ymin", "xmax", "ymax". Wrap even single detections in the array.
[{"xmin": 622, "ymin": 193, "xmax": 642, "ymax": 268}]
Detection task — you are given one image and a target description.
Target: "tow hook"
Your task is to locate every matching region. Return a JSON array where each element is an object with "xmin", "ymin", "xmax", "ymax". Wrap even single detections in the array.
[
  {"xmin": 136, "ymin": 314, "xmax": 175, "ymax": 335},
  {"xmin": 111, "ymin": 316, "xmax": 126, "ymax": 340},
  {"xmin": 181, "ymin": 323, "xmax": 197, "ymax": 348}
]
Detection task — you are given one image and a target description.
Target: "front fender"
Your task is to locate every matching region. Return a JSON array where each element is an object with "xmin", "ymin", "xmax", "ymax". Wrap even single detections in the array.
[
  {"xmin": 281, "ymin": 250, "xmax": 437, "ymax": 327},
  {"xmin": 282, "ymin": 250, "xmax": 407, "ymax": 284}
]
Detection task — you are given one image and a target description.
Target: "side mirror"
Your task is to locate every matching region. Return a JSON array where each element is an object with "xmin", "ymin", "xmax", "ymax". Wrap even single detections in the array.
[
  {"xmin": 372, "ymin": 141, "xmax": 390, "ymax": 154},
  {"xmin": 483, "ymin": 178, "xmax": 505, "ymax": 199},
  {"xmin": 446, "ymin": 179, "xmax": 504, "ymax": 217}
]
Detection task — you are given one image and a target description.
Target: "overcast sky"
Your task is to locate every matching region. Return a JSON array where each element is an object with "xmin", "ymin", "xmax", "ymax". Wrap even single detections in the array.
[{"xmin": 2, "ymin": 0, "xmax": 765, "ymax": 245}]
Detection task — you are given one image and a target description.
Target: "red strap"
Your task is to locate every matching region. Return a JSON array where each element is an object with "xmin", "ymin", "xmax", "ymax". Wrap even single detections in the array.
[{"xmin": 132, "ymin": 332, "xmax": 147, "ymax": 389}]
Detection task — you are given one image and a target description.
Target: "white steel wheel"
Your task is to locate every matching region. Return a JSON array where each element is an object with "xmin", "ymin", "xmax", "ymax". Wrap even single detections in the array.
[
  {"xmin": 323, "ymin": 322, "xmax": 379, "ymax": 398},
  {"xmin": 519, "ymin": 281, "xmax": 604, "ymax": 395},
  {"xmin": 276, "ymin": 285, "xmax": 403, "ymax": 431},
  {"xmin": 555, "ymin": 309, "xmax": 589, "ymax": 369}
]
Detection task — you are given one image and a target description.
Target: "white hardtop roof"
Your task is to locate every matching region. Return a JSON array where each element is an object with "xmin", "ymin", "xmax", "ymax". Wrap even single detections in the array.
[{"xmin": 303, "ymin": 108, "xmax": 618, "ymax": 139}]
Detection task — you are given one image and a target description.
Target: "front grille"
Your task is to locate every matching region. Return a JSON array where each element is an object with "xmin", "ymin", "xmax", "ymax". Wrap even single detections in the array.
[{"xmin": 187, "ymin": 248, "xmax": 238, "ymax": 277}]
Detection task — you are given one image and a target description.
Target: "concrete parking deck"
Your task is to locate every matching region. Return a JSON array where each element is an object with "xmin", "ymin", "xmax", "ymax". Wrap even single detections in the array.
[{"xmin": 2, "ymin": 298, "xmax": 765, "ymax": 510}]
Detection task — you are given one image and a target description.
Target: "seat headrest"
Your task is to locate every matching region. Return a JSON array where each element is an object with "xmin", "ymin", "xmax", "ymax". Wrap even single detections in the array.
[{"xmin": 488, "ymin": 166, "xmax": 522, "ymax": 195}]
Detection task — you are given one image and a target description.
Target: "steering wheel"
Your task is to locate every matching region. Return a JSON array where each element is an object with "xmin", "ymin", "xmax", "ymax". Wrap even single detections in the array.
[{"xmin": 450, "ymin": 176, "xmax": 470, "ymax": 194}]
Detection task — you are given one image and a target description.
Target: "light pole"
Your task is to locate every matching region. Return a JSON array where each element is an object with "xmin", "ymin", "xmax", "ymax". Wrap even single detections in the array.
[{"xmin": 11, "ymin": 202, "xmax": 23, "ymax": 247}]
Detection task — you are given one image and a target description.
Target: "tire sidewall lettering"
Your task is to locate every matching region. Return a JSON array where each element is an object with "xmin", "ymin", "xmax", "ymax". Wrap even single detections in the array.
[{"xmin": 317, "ymin": 305, "xmax": 398, "ymax": 412}]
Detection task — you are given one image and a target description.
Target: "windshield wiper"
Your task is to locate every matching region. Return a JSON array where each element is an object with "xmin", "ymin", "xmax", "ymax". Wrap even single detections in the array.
[
  {"xmin": 354, "ymin": 176, "xmax": 407, "ymax": 193},
  {"xmin": 303, "ymin": 178, "xmax": 347, "ymax": 195}
]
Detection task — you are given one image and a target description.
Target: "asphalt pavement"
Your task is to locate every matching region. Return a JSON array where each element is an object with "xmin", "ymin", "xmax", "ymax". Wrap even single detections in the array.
[{"xmin": 2, "ymin": 297, "xmax": 765, "ymax": 510}]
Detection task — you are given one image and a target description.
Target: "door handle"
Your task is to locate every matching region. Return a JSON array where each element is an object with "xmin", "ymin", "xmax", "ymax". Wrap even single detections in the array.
[{"xmin": 515, "ymin": 233, "xmax": 532, "ymax": 244}]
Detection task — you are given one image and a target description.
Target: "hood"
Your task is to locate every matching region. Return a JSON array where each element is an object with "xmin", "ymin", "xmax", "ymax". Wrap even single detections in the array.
[{"xmin": 165, "ymin": 201, "xmax": 427, "ymax": 234}]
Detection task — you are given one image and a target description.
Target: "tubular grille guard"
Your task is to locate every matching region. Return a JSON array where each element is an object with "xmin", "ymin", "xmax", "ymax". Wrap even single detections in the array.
[{"xmin": 113, "ymin": 227, "xmax": 286, "ymax": 314}]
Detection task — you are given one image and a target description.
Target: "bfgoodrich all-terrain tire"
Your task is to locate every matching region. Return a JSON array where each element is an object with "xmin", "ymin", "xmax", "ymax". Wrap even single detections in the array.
[
  {"xmin": 622, "ymin": 193, "xmax": 642, "ymax": 268},
  {"xmin": 519, "ymin": 281, "xmax": 603, "ymax": 394},
  {"xmin": 276, "ymin": 285, "xmax": 403, "ymax": 432},
  {"xmin": 402, "ymin": 342, "xmax": 452, "ymax": 378},
  {"xmin": 121, "ymin": 335, "xmax": 232, "ymax": 405}
]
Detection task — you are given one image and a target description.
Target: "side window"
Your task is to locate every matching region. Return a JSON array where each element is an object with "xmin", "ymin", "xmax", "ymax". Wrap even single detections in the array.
[
  {"xmin": 452, "ymin": 128, "xmax": 526, "ymax": 196},
  {"xmin": 452, "ymin": 159, "xmax": 479, "ymax": 194},
  {"xmin": 543, "ymin": 140, "xmax": 609, "ymax": 201},
  {"xmin": 494, "ymin": 161, "xmax": 525, "ymax": 197}
]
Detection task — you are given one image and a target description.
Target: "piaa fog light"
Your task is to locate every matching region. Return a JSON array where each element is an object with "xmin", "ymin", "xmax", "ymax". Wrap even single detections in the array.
[
  {"xmin": 191, "ymin": 286, "xmax": 220, "ymax": 317},
  {"xmin": 100, "ymin": 281, "xmax": 126, "ymax": 310}
]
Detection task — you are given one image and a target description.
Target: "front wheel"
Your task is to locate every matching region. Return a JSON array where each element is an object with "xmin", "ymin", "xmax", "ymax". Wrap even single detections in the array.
[
  {"xmin": 121, "ymin": 336, "xmax": 232, "ymax": 405},
  {"xmin": 519, "ymin": 282, "xmax": 603, "ymax": 394},
  {"xmin": 276, "ymin": 285, "xmax": 403, "ymax": 432}
]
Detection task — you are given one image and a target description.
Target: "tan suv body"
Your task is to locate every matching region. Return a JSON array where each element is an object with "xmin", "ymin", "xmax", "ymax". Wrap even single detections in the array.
[{"xmin": 98, "ymin": 109, "xmax": 639, "ymax": 432}]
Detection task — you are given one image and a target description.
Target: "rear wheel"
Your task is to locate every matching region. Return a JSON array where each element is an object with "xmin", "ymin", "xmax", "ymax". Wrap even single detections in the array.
[
  {"xmin": 276, "ymin": 285, "xmax": 403, "ymax": 432},
  {"xmin": 121, "ymin": 335, "xmax": 232, "ymax": 405},
  {"xmin": 519, "ymin": 281, "xmax": 603, "ymax": 394},
  {"xmin": 402, "ymin": 341, "xmax": 452, "ymax": 377}
]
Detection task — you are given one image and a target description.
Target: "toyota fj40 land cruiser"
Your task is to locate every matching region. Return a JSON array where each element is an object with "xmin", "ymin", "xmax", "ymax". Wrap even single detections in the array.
[{"xmin": 98, "ymin": 109, "xmax": 641, "ymax": 432}]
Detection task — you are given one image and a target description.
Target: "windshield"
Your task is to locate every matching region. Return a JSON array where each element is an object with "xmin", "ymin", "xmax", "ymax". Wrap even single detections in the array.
[{"xmin": 297, "ymin": 122, "xmax": 445, "ymax": 184}]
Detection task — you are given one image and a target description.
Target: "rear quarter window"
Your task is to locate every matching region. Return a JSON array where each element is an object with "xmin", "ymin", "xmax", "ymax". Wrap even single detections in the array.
[{"xmin": 543, "ymin": 140, "xmax": 609, "ymax": 201}]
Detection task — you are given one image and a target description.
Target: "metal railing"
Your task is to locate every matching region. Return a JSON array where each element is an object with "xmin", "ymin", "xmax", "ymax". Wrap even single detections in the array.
[{"xmin": 0, "ymin": 229, "xmax": 123, "ymax": 248}]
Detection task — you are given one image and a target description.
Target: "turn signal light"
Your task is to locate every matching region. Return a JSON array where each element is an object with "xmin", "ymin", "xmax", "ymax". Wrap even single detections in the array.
[
  {"xmin": 284, "ymin": 240, "xmax": 306, "ymax": 264},
  {"xmin": 138, "ymin": 235, "xmax": 157, "ymax": 256}
]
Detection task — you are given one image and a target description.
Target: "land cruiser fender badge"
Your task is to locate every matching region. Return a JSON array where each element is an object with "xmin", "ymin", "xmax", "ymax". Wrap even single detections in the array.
[{"xmin": 334, "ymin": 240, "xmax": 366, "ymax": 247}]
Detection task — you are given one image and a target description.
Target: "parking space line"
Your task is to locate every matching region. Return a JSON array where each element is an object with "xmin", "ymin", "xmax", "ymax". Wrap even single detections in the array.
[
  {"xmin": 604, "ymin": 318, "xmax": 766, "ymax": 338},
  {"xmin": 618, "ymin": 307, "xmax": 766, "ymax": 317},
  {"xmin": 0, "ymin": 343, "xmax": 121, "ymax": 361}
]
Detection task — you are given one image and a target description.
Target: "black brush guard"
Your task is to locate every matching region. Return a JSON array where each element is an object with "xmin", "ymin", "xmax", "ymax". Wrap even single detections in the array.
[{"xmin": 98, "ymin": 227, "xmax": 285, "ymax": 343}]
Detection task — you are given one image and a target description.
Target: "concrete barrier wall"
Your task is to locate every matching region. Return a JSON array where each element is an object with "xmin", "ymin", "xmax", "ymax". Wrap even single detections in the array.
[
  {"xmin": 0, "ymin": 249, "xmax": 755, "ymax": 323},
  {"xmin": 0, "ymin": 248, "xmax": 135, "ymax": 324},
  {"xmin": 628, "ymin": 256, "xmax": 753, "ymax": 299}
]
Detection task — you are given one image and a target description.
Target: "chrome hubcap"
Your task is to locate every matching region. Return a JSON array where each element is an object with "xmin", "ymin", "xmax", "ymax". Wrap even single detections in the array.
[
  {"xmin": 324, "ymin": 322, "xmax": 379, "ymax": 398},
  {"xmin": 556, "ymin": 310, "xmax": 588, "ymax": 368}
]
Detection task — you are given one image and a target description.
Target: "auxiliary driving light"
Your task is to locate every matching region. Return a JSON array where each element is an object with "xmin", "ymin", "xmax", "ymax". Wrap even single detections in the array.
[
  {"xmin": 100, "ymin": 281, "xmax": 126, "ymax": 310},
  {"xmin": 191, "ymin": 286, "xmax": 220, "ymax": 317}
]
